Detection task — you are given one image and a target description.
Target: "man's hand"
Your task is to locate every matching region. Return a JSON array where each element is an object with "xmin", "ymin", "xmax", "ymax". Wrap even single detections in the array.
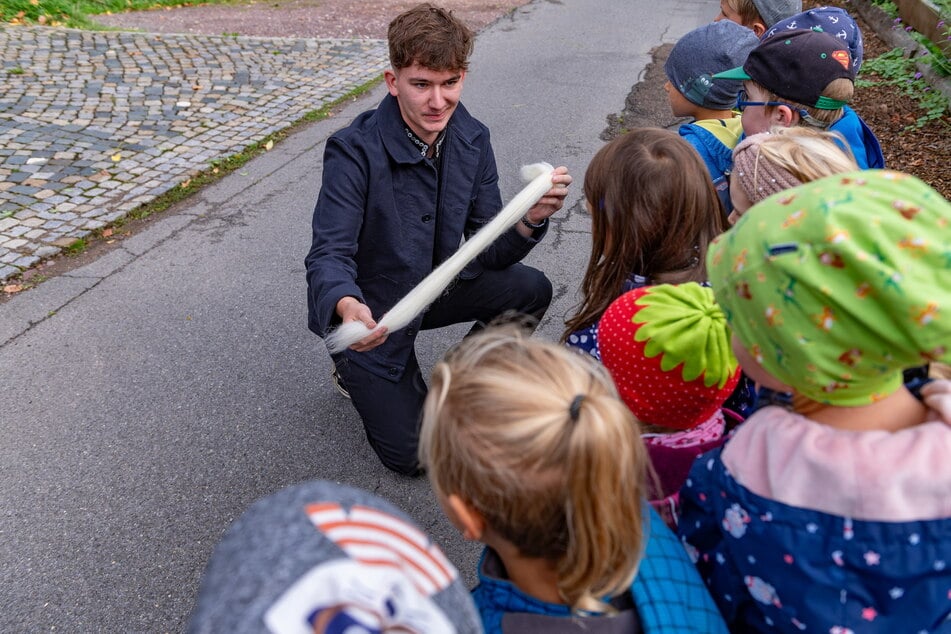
[
  {"xmin": 336, "ymin": 296, "xmax": 389, "ymax": 352},
  {"xmin": 516, "ymin": 166, "xmax": 572, "ymax": 237},
  {"xmin": 922, "ymin": 380, "xmax": 951, "ymax": 424}
]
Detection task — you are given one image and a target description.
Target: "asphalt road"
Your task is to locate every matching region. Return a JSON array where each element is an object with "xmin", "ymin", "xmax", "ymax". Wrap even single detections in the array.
[{"xmin": 0, "ymin": 0, "xmax": 714, "ymax": 630}]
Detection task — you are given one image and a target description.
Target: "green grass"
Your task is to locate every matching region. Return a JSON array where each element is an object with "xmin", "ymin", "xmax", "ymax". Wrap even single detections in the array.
[{"xmin": 1, "ymin": 0, "xmax": 240, "ymax": 29}]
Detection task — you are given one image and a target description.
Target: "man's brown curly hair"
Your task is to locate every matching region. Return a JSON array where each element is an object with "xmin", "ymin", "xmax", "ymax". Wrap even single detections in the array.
[{"xmin": 388, "ymin": 3, "xmax": 474, "ymax": 71}]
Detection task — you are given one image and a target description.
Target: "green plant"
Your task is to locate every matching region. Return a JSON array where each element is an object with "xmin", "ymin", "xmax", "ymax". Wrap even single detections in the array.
[
  {"xmin": 878, "ymin": 0, "xmax": 951, "ymax": 78},
  {"xmin": 0, "ymin": 0, "xmax": 241, "ymax": 29},
  {"xmin": 64, "ymin": 237, "xmax": 88, "ymax": 255},
  {"xmin": 8, "ymin": 66, "xmax": 24, "ymax": 75},
  {"xmin": 858, "ymin": 47, "xmax": 950, "ymax": 129}
]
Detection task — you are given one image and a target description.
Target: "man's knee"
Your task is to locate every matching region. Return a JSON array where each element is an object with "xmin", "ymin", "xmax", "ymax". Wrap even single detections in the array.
[
  {"xmin": 372, "ymin": 445, "xmax": 424, "ymax": 476},
  {"xmin": 513, "ymin": 265, "xmax": 553, "ymax": 317}
]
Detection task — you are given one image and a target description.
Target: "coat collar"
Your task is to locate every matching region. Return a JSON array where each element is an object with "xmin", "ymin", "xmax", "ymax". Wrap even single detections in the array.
[{"xmin": 377, "ymin": 93, "xmax": 481, "ymax": 165}]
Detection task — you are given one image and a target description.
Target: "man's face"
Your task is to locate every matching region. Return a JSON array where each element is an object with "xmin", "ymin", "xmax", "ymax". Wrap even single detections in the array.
[{"xmin": 385, "ymin": 63, "xmax": 466, "ymax": 145}]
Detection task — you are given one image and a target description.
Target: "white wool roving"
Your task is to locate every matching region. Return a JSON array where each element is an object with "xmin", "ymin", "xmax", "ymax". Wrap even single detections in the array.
[{"xmin": 324, "ymin": 162, "xmax": 555, "ymax": 354}]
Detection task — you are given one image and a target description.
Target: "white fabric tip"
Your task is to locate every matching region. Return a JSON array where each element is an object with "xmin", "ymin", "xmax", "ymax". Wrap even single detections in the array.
[{"xmin": 324, "ymin": 162, "xmax": 555, "ymax": 354}]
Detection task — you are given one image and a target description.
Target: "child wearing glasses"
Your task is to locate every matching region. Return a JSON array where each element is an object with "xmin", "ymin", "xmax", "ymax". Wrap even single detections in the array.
[
  {"xmin": 714, "ymin": 29, "xmax": 884, "ymax": 169},
  {"xmin": 663, "ymin": 21, "xmax": 759, "ymax": 216}
]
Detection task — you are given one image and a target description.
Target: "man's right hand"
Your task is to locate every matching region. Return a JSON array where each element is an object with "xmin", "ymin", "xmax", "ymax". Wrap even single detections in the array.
[{"xmin": 336, "ymin": 296, "xmax": 389, "ymax": 352}]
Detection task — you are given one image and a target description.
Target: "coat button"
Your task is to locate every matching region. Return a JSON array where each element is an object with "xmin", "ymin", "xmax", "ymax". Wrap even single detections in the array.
[
  {"xmin": 388, "ymin": 368, "xmax": 399, "ymax": 377},
  {"xmin": 405, "ymin": 328, "xmax": 416, "ymax": 337},
  {"xmin": 421, "ymin": 214, "xmax": 433, "ymax": 222}
]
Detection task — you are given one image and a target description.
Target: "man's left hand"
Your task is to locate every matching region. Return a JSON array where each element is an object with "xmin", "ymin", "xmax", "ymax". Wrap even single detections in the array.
[{"xmin": 517, "ymin": 166, "xmax": 572, "ymax": 237}]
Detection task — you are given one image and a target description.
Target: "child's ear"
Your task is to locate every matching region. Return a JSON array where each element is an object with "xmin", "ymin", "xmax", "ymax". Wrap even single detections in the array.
[
  {"xmin": 749, "ymin": 21, "xmax": 767, "ymax": 37},
  {"xmin": 775, "ymin": 104, "xmax": 799, "ymax": 127},
  {"xmin": 446, "ymin": 494, "xmax": 486, "ymax": 541}
]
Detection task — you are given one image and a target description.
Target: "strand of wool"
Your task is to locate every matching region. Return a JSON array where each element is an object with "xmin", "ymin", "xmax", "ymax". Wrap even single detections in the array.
[{"xmin": 325, "ymin": 163, "xmax": 554, "ymax": 354}]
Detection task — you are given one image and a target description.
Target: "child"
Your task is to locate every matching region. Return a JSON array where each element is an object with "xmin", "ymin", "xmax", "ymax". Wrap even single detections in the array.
[
  {"xmin": 714, "ymin": 0, "xmax": 802, "ymax": 36},
  {"xmin": 764, "ymin": 5, "xmax": 864, "ymax": 74},
  {"xmin": 679, "ymin": 170, "xmax": 951, "ymax": 632},
  {"xmin": 419, "ymin": 328, "xmax": 728, "ymax": 633},
  {"xmin": 562, "ymin": 128, "xmax": 725, "ymax": 360},
  {"xmin": 598, "ymin": 283, "xmax": 741, "ymax": 528},
  {"xmin": 188, "ymin": 480, "xmax": 482, "ymax": 634},
  {"xmin": 714, "ymin": 28, "xmax": 885, "ymax": 169},
  {"xmin": 664, "ymin": 21, "xmax": 760, "ymax": 213},
  {"xmin": 728, "ymin": 126, "xmax": 858, "ymax": 223}
]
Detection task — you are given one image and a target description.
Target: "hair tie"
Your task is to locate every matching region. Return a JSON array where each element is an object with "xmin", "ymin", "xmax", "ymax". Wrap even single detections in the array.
[{"xmin": 569, "ymin": 394, "xmax": 586, "ymax": 422}]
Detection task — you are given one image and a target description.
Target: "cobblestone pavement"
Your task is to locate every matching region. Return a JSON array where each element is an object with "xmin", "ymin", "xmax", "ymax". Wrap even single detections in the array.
[{"xmin": 0, "ymin": 26, "xmax": 388, "ymax": 281}]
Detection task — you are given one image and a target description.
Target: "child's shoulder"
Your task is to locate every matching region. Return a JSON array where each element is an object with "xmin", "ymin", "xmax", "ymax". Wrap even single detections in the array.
[
  {"xmin": 679, "ymin": 117, "xmax": 744, "ymax": 158},
  {"xmin": 721, "ymin": 407, "xmax": 951, "ymax": 521},
  {"xmin": 633, "ymin": 508, "xmax": 729, "ymax": 633}
]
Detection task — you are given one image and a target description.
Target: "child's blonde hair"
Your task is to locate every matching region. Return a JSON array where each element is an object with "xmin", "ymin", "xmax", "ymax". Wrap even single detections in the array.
[
  {"xmin": 732, "ymin": 126, "xmax": 858, "ymax": 211},
  {"xmin": 420, "ymin": 327, "xmax": 650, "ymax": 613},
  {"xmin": 747, "ymin": 78, "xmax": 854, "ymax": 128}
]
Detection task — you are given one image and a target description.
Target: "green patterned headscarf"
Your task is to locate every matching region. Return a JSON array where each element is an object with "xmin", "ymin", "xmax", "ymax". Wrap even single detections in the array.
[{"xmin": 708, "ymin": 170, "xmax": 951, "ymax": 405}]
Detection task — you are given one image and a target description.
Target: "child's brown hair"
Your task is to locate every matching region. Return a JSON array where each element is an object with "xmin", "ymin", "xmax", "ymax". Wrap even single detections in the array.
[
  {"xmin": 722, "ymin": 0, "xmax": 765, "ymax": 28},
  {"xmin": 419, "ymin": 328, "xmax": 650, "ymax": 613},
  {"xmin": 563, "ymin": 128, "xmax": 724, "ymax": 339}
]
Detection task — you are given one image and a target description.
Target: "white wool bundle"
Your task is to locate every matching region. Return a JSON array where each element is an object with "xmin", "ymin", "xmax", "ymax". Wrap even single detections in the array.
[{"xmin": 324, "ymin": 162, "xmax": 555, "ymax": 354}]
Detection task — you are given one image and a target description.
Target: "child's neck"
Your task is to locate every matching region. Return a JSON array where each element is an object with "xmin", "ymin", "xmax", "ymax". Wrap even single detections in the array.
[
  {"xmin": 793, "ymin": 388, "xmax": 928, "ymax": 432},
  {"xmin": 691, "ymin": 107, "xmax": 737, "ymax": 122},
  {"xmin": 489, "ymin": 537, "xmax": 564, "ymax": 605}
]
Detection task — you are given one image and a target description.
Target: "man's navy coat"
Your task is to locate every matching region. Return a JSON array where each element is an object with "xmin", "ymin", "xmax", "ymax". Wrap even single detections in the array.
[{"xmin": 306, "ymin": 94, "xmax": 544, "ymax": 381}]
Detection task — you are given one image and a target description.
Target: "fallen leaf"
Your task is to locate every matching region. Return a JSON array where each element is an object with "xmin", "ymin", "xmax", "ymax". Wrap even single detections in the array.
[
  {"xmin": 29, "ymin": 0, "xmax": 38, "ymax": 5},
  {"xmin": 111, "ymin": 152, "xmax": 121, "ymax": 162},
  {"xmin": 180, "ymin": 178, "xmax": 192, "ymax": 188},
  {"xmin": 102, "ymin": 228, "xmax": 113, "ymax": 237},
  {"xmin": 265, "ymin": 140, "xmax": 274, "ymax": 151},
  {"xmin": 37, "ymin": 14, "xmax": 46, "ymax": 23},
  {"xmin": 3, "ymin": 284, "xmax": 24, "ymax": 294}
]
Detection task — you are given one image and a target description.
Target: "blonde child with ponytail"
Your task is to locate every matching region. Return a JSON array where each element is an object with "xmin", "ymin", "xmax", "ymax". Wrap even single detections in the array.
[{"xmin": 419, "ymin": 327, "xmax": 727, "ymax": 633}]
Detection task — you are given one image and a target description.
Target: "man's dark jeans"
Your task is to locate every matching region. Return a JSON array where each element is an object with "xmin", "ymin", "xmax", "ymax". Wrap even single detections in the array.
[{"xmin": 333, "ymin": 263, "xmax": 552, "ymax": 475}]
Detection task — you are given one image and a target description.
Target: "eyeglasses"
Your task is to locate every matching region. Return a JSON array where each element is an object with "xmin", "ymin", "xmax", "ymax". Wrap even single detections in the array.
[{"xmin": 735, "ymin": 89, "xmax": 788, "ymax": 112}]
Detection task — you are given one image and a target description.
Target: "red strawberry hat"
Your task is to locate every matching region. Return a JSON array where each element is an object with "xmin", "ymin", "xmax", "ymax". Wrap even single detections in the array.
[{"xmin": 599, "ymin": 283, "xmax": 740, "ymax": 431}]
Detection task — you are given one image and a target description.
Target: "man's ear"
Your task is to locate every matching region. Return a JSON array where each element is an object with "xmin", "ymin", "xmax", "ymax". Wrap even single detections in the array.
[
  {"xmin": 447, "ymin": 494, "xmax": 486, "ymax": 541},
  {"xmin": 750, "ymin": 21, "xmax": 767, "ymax": 37},
  {"xmin": 384, "ymin": 69, "xmax": 399, "ymax": 97}
]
